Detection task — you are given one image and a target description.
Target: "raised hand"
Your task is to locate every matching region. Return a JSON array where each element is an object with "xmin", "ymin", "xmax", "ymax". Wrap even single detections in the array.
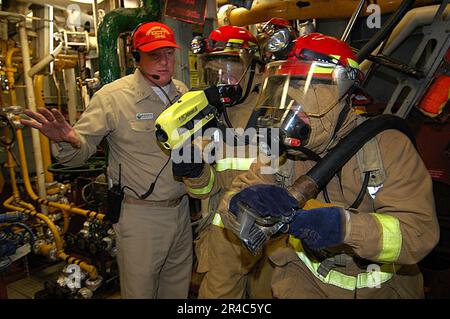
[{"xmin": 21, "ymin": 108, "xmax": 80, "ymax": 147}]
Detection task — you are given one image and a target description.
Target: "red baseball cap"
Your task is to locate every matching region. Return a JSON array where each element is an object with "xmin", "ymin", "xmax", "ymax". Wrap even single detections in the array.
[{"xmin": 133, "ymin": 21, "xmax": 180, "ymax": 52}]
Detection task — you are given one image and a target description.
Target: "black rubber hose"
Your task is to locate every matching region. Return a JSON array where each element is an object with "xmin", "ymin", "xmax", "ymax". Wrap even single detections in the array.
[
  {"xmin": 356, "ymin": 0, "xmax": 415, "ymax": 63},
  {"xmin": 306, "ymin": 114, "xmax": 415, "ymax": 190}
]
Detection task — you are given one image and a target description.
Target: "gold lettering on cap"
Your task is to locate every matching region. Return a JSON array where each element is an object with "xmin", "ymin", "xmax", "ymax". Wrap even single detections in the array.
[{"xmin": 146, "ymin": 26, "xmax": 170, "ymax": 39}]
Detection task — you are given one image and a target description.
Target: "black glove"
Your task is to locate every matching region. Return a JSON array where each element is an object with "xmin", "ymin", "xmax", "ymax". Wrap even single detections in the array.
[{"xmin": 172, "ymin": 144, "xmax": 204, "ymax": 178}]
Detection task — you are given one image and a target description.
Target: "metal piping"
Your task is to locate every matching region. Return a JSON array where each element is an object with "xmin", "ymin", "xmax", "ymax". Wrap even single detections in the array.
[
  {"xmin": 92, "ymin": 0, "xmax": 99, "ymax": 39},
  {"xmin": 63, "ymin": 68, "xmax": 78, "ymax": 125},
  {"xmin": 360, "ymin": 4, "xmax": 450, "ymax": 72},
  {"xmin": 356, "ymin": 0, "xmax": 416, "ymax": 62},
  {"xmin": 5, "ymin": 47, "xmax": 21, "ymax": 105},
  {"xmin": 341, "ymin": 0, "xmax": 366, "ymax": 42},
  {"xmin": 28, "ymin": 41, "xmax": 63, "ymax": 77},
  {"xmin": 14, "ymin": 121, "xmax": 105, "ymax": 222},
  {"xmin": 18, "ymin": 20, "xmax": 48, "ymax": 214},
  {"xmin": 34, "ymin": 74, "xmax": 54, "ymax": 183},
  {"xmin": 219, "ymin": 0, "xmax": 435, "ymax": 27}
]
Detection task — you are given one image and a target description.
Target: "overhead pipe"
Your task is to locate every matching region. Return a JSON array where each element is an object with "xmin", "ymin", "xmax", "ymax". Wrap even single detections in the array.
[
  {"xmin": 53, "ymin": 58, "xmax": 77, "ymax": 71},
  {"xmin": 360, "ymin": 4, "xmax": 450, "ymax": 72},
  {"xmin": 98, "ymin": 0, "xmax": 161, "ymax": 85},
  {"xmin": 28, "ymin": 41, "xmax": 63, "ymax": 78},
  {"xmin": 219, "ymin": 0, "xmax": 435, "ymax": 27},
  {"xmin": 0, "ymin": 11, "xmax": 26, "ymax": 22},
  {"xmin": 356, "ymin": 0, "xmax": 416, "ymax": 63},
  {"xmin": 18, "ymin": 19, "xmax": 48, "ymax": 214}
]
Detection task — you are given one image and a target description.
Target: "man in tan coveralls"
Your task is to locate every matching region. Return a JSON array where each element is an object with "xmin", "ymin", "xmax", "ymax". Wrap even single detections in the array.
[
  {"xmin": 219, "ymin": 33, "xmax": 440, "ymax": 298},
  {"xmin": 21, "ymin": 22, "xmax": 191, "ymax": 299}
]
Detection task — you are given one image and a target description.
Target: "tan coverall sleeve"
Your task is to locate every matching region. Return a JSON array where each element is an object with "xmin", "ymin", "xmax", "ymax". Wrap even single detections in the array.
[
  {"xmin": 53, "ymin": 92, "xmax": 118, "ymax": 166},
  {"xmin": 345, "ymin": 130, "xmax": 440, "ymax": 265}
]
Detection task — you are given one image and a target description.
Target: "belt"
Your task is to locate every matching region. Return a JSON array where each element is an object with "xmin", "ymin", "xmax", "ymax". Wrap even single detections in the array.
[{"xmin": 123, "ymin": 195, "xmax": 184, "ymax": 207}]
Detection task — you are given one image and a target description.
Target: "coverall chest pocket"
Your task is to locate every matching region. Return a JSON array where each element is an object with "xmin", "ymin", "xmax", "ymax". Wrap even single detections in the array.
[
  {"xmin": 128, "ymin": 119, "xmax": 161, "ymax": 152},
  {"xmin": 128, "ymin": 119, "xmax": 155, "ymax": 133}
]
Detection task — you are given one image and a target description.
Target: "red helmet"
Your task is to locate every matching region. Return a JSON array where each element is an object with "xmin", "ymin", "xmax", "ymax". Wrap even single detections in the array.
[
  {"xmin": 191, "ymin": 25, "xmax": 259, "ymax": 55},
  {"xmin": 207, "ymin": 25, "xmax": 259, "ymax": 53},
  {"xmin": 192, "ymin": 26, "xmax": 260, "ymax": 107},
  {"xmin": 253, "ymin": 33, "xmax": 362, "ymax": 152},
  {"xmin": 289, "ymin": 33, "xmax": 360, "ymax": 76}
]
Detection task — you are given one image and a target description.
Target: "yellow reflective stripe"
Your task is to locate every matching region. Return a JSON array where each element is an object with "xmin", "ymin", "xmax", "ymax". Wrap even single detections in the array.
[
  {"xmin": 215, "ymin": 157, "xmax": 256, "ymax": 172},
  {"xmin": 370, "ymin": 213, "xmax": 402, "ymax": 262},
  {"xmin": 323, "ymin": 54, "xmax": 360, "ymax": 69},
  {"xmin": 347, "ymin": 58, "xmax": 360, "ymax": 69},
  {"xmin": 311, "ymin": 65, "xmax": 334, "ymax": 74},
  {"xmin": 211, "ymin": 213, "xmax": 224, "ymax": 228},
  {"xmin": 289, "ymin": 235, "xmax": 395, "ymax": 290},
  {"xmin": 186, "ymin": 166, "xmax": 215, "ymax": 195},
  {"xmin": 228, "ymin": 38, "xmax": 244, "ymax": 44}
]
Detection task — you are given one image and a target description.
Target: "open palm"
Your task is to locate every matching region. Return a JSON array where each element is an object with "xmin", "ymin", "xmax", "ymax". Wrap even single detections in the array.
[{"xmin": 21, "ymin": 108, "xmax": 79, "ymax": 146}]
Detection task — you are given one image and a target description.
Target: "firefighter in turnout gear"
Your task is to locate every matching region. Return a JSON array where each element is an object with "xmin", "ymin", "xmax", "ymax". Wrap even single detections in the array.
[
  {"xmin": 219, "ymin": 33, "xmax": 439, "ymax": 298},
  {"xmin": 172, "ymin": 25, "xmax": 289, "ymax": 298}
]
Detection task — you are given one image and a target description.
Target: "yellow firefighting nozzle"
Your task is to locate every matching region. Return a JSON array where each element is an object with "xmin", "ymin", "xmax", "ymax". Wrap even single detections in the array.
[{"xmin": 155, "ymin": 86, "xmax": 222, "ymax": 150}]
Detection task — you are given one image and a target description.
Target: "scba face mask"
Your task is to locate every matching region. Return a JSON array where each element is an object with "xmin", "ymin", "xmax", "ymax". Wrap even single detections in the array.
[{"xmin": 200, "ymin": 50, "xmax": 255, "ymax": 107}]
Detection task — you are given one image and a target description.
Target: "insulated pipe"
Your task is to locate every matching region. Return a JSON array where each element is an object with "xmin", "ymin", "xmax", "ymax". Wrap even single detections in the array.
[
  {"xmin": 34, "ymin": 74, "xmax": 54, "ymax": 183},
  {"xmin": 221, "ymin": 0, "xmax": 435, "ymax": 27},
  {"xmin": 356, "ymin": 0, "xmax": 415, "ymax": 62},
  {"xmin": 51, "ymin": 72, "xmax": 62, "ymax": 112},
  {"xmin": 18, "ymin": 20, "xmax": 48, "ymax": 214},
  {"xmin": 28, "ymin": 42, "xmax": 63, "ymax": 78},
  {"xmin": 360, "ymin": 5, "xmax": 450, "ymax": 72},
  {"xmin": 53, "ymin": 58, "xmax": 77, "ymax": 70},
  {"xmin": 14, "ymin": 122, "xmax": 105, "ymax": 221},
  {"xmin": 98, "ymin": 0, "xmax": 161, "ymax": 85},
  {"xmin": 92, "ymin": 0, "xmax": 99, "ymax": 40},
  {"xmin": 0, "ymin": 11, "xmax": 26, "ymax": 22},
  {"xmin": 63, "ymin": 68, "xmax": 78, "ymax": 125},
  {"xmin": 288, "ymin": 115, "xmax": 415, "ymax": 207}
]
